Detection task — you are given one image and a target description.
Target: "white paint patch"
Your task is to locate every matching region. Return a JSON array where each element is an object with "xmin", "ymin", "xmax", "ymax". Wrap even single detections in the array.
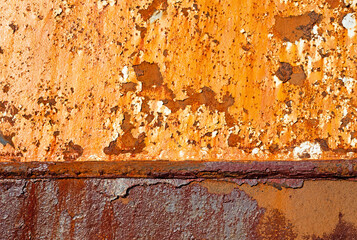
[
  {"xmin": 344, "ymin": 0, "xmax": 357, "ymax": 7},
  {"xmin": 252, "ymin": 148, "xmax": 260, "ymax": 155},
  {"xmin": 122, "ymin": 66, "xmax": 129, "ymax": 81},
  {"xmin": 342, "ymin": 13, "xmax": 356, "ymax": 37},
  {"xmin": 293, "ymin": 141, "xmax": 322, "ymax": 159},
  {"xmin": 342, "ymin": 77, "xmax": 356, "ymax": 94},
  {"xmin": 273, "ymin": 75, "xmax": 282, "ymax": 87},
  {"xmin": 352, "ymin": 138, "xmax": 357, "ymax": 147},
  {"xmin": 54, "ymin": 8, "xmax": 63, "ymax": 16},
  {"xmin": 296, "ymin": 39, "xmax": 306, "ymax": 56},
  {"xmin": 150, "ymin": 10, "xmax": 163, "ymax": 23},
  {"xmin": 285, "ymin": 42, "xmax": 293, "ymax": 52},
  {"xmin": 131, "ymin": 96, "xmax": 143, "ymax": 115},
  {"xmin": 112, "ymin": 114, "xmax": 124, "ymax": 140},
  {"xmin": 312, "ymin": 25, "xmax": 319, "ymax": 35},
  {"xmin": 88, "ymin": 155, "xmax": 102, "ymax": 161},
  {"xmin": 150, "ymin": 100, "xmax": 171, "ymax": 115},
  {"xmin": 211, "ymin": 131, "xmax": 218, "ymax": 138},
  {"xmin": 97, "ymin": 0, "xmax": 108, "ymax": 11}
]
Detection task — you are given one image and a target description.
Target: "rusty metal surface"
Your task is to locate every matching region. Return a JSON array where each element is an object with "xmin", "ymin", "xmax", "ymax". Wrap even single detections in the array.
[
  {"xmin": 2, "ymin": 1, "xmax": 357, "ymax": 239},
  {"xmin": 1, "ymin": 0, "xmax": 357, "ymax": 161},
  {"xmin": 1, "ymin": 178, "xmax": 357, "ymax": 239},
  {"xmin": 1, "ymin": 160, "xmax": 357, "ymax": 179}
]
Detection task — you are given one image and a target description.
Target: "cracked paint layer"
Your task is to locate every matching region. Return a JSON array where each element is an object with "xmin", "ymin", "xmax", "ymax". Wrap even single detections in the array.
[{"xmin": 1, "ymin": 0, "xmax": 357, "ymax": 161}]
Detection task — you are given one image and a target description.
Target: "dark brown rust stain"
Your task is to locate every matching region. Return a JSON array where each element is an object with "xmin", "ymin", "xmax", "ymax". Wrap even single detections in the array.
[
  {"xmin": 37, "ymin": 97, "xmax": 56, "ymax": 107},
  {"xmin": 276, "ymin": 63, "xmax": 306, "ymax": 85},
  {"xmin": 276, "ymin": 62, "xmax": 293, "ymax": 82},
  {"xmin": 0, "ymin": 46, "xmax": 3, "ymax": 54},
  {"xmin": 274, "ymin": 11, "xmax": 322, "ymax": 42},
  {"xmin": 138, "ymin": 0, "xmax": 168, "ymax": 21},
  {"xmin": 164, "ymin": 87, "xmax": 236, "ymax": 127},
  {"xmin": 289, "ymin": 65, "xmax": 307, "ymax": 86},
  {"xmin": 9, "ymin": 23, "xmax": 18, "ymax": 33},
  {"xmin": 104, "ymin": 112, "xmax": 146, "ymax": 155},
  {"xmin": 0, "ymin": 101, "xmax": 19, "ymax": 115},
  {"xmin": 133, "ymin": 61, "xmax": 236, "ymax": 127},
  {"xmin": 228, "ymin": 133, "xmax": 244, "ymax": 148},
  {"xmin": 63, "ymin": 141, "xmax": 83, "ymax": 161},
  {"xmin": 351, "ymin": 131, "xmax": 357, "ymax": 139},
  {"xmin": 315, "ymin": 138, "xmax": 330, "ymax": 151},
  {"xmin": 2, "ymin": 84, "xmax": 10, "ymax": 93},
  {"xmin": 163, "ymin": 49, "xmax": 168, "ymax": 57},
  {"xmin": 141, "ymin": 100, "xmax": 155, "ymax": 123},
  {"xmin": 257, "ymin": 209, "xmax": 298, "ymax": 240},
  {"xmin": 110, "ymin": 105, "xmax": 119, "ymax": 114},
  {"xmin": 133, "ymin": 61, "xmax": 175, "ymax": 104},
  {"xmin": 20, "ymin": 182, "xmax": 38, "ymax": 239},
  {"xmin": 135, "ymin": 24, "xmax": 147, "ymax": 38},
  {"xmin": 340, "ymin": 113, "xmax": 353, "ymax": 130},
  {"xmin": 310, "ymin": 213, "xmax": 357, "ymax": 240},
  {"xmin": 165, "ymin": 87, "xmax": 234, "ymax": 113},
  {"xmin": 133, "ymin": 61, "xmax": 164, "ymax": 89},
  {"xmin": 121, "ymin": 82, "xmax": 137, "ymax": 93}
]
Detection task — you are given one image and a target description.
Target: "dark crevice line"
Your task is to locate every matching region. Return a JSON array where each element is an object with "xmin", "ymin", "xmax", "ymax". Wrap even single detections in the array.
[{"xmin": 1, "ymin": 160, "xmax": 357, "ymax": 180}]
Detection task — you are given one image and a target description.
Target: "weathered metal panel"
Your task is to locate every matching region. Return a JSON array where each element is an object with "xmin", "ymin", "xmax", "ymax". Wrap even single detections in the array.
[
  {"xmin": 2, "ymin": 1, "xmax": 357, "ymax": 239},
  {"xmin": 1, "ymin": 179, "xmax": 357, "ymax": 239},
  {"xmin": 1, "ymin": 0, "xmax": 357, "ymax": 161}
]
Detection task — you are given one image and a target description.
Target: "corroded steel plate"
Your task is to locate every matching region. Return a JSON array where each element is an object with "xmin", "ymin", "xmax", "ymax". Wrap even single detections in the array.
[{"xmin": 0, "ymin": 0, "xmax": 356, "ymax": 161}]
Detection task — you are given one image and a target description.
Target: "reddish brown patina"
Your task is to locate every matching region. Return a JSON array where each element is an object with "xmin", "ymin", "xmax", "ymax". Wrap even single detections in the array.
[{"xmin": 1, "ymin": 160, "xmax": 357, "ymax": 180}]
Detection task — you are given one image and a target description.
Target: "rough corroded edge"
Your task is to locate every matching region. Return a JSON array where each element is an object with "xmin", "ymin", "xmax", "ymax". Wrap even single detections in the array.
[{"xmin": 0, "ymin": 160, "xmax": 357, "ymax": 179}]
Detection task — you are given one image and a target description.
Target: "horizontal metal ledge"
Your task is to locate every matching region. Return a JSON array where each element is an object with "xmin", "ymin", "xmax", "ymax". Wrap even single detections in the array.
[{"xmin": 1, "ymin": 160, "xmax": 357, "ymax": 179}]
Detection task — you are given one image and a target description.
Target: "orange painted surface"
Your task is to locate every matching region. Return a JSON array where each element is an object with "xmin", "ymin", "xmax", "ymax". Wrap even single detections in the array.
[{"xmin": 0, "ymin": 0, "xmax": 356, "ymax": 161}]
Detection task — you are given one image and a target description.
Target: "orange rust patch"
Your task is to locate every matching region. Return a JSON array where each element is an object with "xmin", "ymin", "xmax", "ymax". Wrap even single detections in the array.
[
  {"xmin": 273, "ymin": 11, "xmax": 322, "ymax": 42},
  {"xmin": 138, "ymin": 0, "xmax": 168, "ymax": 21},
  {"xmin": 326, "ymin": 0, "xmax": 345, "ymax": 8},
  {"xmin": 1, "ymin": 0, "xmax": 357, "ymax": 161},
  {"xmin": 310, "ymin": 213, "xmax": 357, "ymax": 239},
  {"xmin": 198, "ymin": 180, "xmax": 238, "ymax": 194}
]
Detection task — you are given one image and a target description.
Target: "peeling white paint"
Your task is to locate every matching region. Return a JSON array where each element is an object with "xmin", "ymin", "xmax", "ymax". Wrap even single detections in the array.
[
  {"xmin": 88, "ymin": 155, "xmax": 102, "ymax": 161},
  {"xmin": 344, "ymin": 0, "xmax": 357, "ymax": 7},
  {"xmin": 122, "ymin": 66, "xmax": 129, "ymax": 81},
  {"xmin": 293, "ymin": 141, "xmax": 322, "ymax": 159},
  {"xmin": 150, "ymin": 100, "xmax": 171, "ymax": 115},
  {"xmin": 150, "ymin": 10, "xmax": 163, "ymax": 23},
  {"xmin": 54, "ymin": 8, "xmax": 63, "ymax": 16},
  {"xmin": 342, "ymin": 13, "xmax": 356, "ymax": 37},
  {"xmin": 342, "ymin": 77, "xmax": 356, "ymax": 94},
  {"xmin": 108, "ymin": 0, "xmax": 116, "ymax": 6},
  {"xmin": 312, "ymin": 25, "xmax": 319, "ymax": 35},
  {"xmin": 252, "ymin": 148, "xmax": 260, "ymax": 155},
  {"xmin": 97, "ymin": 0, "xmax": 108, "ymax": 11}
]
